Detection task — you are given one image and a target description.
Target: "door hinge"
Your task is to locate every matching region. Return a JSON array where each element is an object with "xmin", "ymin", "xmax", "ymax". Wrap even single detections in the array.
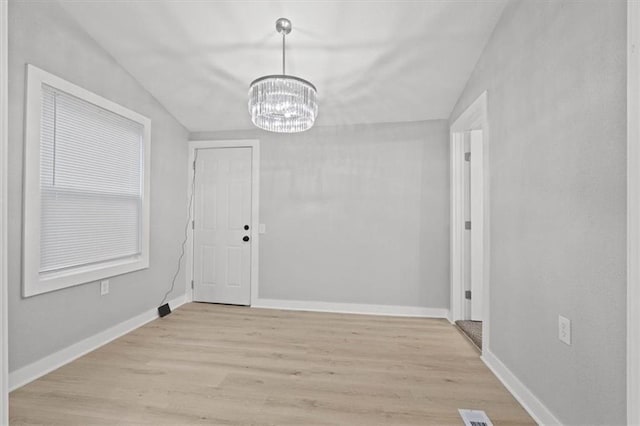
[
  {"xmin": 192, "ymin": 220, "xmax": 195, "ymax": 230},
  {"xmin": 464, "ymin": 152, "xmax": 471, "ymax": 162},
  {"xmin": 191, "ymin": 280, "xmax": 194, "ymax": 289},
  {"xmin": 465, "ymin": 221, "xmax": 471, "ymax": 230},
  {"xmin": 465, "ymin": 290, "xmax": 472, "ymax": 300},
  {"xmin": 193, "ymin": 161, "xmax": 196, "ymax": 170}
]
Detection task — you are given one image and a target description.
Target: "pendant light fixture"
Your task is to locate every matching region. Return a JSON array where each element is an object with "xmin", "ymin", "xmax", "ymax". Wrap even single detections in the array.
[{"xmin": 248, "ymin": 18, "xmax": 318, "ymax": 133}]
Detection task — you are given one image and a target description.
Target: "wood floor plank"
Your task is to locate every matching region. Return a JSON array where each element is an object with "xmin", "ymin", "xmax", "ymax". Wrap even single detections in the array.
[{"xmin": 10, "ymin": 303, "xmax": 534, "ymax": 425}]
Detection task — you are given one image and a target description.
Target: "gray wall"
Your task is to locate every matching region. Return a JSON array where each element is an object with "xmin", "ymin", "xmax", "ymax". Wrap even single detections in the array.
[
  {"xmin": 8, "ymin": 0, "xmax": 188, "ymax": 372},
  {"xmin": 191, "ymin": 120, "xmax": 450, "ymax": 309},
  {"xmin": 450, "ymin": 1, "xmax": 626, "ymax": 424}
]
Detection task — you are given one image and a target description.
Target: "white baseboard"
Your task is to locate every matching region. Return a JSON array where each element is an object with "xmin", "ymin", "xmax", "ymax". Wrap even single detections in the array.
[
  {"xmin": 9, "ymin": 294, "xmax": 187, "ymax": 392},
  {"xmin": 482, "ymin": 350, "xmax": 562, "ymax": 425},
  {"xmin": 252, "ymin": 298, "xmax": 449, "ymax": 318}
]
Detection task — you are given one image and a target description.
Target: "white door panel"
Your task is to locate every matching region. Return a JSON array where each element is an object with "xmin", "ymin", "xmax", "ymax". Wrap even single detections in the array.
[
  {"xmin": 463, "ymin": 132, "xmax": 471, "ymax": 320},
  {"xmin": 193, "ymin": 147, "xmax": 252, "ymax": 305},
  {"xmin": 469, "ymin": 130, "xmax": 483, "ymax": 321}
]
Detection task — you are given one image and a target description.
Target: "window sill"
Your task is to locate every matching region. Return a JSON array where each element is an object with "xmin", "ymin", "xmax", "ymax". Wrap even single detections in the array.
[{"xmin": 23, "ymin": 255, "xmax": 149, "ymax": 298}]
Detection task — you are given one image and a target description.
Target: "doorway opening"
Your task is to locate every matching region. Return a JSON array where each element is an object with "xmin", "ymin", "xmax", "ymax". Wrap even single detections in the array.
[{"xmin": 450, "ymin": 92, "xmax": 489, "ymax": 353}]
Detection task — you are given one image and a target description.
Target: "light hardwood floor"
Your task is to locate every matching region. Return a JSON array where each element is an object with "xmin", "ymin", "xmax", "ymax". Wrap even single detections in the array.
[{"xmin": 10, "ymin": 303, "xmax": 534, "ymax": 425}]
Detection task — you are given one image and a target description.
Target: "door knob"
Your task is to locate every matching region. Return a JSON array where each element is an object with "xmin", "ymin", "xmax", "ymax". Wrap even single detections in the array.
[
  {"xmin": 243, "ymin": 236, "xmax": 250, "ymax": 242},
  {"xmin": 244, "ymin": 225, "xmax": 250, "ymax": 230}
]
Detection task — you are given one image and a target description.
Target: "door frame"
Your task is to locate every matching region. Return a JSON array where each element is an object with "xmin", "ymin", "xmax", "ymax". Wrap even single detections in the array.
[
  {"xmin": 185, "ymin": 139, "xmax": 260, "ymax": 306},
  {"xmin": 0, "ymin": 0, "xmax": 8, "ymax": 422},
  {"xmin": 627, "ymin": 0, "xmax": 640, "ymax": 423},
  {"xmin": 450, "ymin": 91, "xmax": 490, "ymax": 352}
]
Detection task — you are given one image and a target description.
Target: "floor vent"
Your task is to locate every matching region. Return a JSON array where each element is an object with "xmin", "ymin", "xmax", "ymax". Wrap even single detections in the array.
[{"xmin": 458, "ymin": 409, "xmax": 493, "ymax": 426}]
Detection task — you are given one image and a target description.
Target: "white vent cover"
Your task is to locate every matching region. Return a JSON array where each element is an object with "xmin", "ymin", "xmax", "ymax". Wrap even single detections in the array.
[{"xmin": 458, "ymin": 409, "xmax": 494, "ymax": 426}]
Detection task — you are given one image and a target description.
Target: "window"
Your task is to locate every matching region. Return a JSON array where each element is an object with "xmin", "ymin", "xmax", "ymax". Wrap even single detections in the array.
[{"xmin": 23, "ymin": 65, "xmax": 150, "ymax": 297}]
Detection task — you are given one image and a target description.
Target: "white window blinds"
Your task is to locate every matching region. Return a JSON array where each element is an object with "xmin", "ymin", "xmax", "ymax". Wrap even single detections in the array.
[{"xmin": 39, "ymin": 85, "xmax": 144, "ymax": 273}]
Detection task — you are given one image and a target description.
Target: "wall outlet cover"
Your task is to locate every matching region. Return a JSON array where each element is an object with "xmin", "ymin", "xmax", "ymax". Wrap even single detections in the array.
[
  {"xmin": 100, "ymin": 280, "xmax": 109, "ymax": 296},
  {"xmin": 558, "ymin": 315, "xmax": 571, "ymax": 345}
]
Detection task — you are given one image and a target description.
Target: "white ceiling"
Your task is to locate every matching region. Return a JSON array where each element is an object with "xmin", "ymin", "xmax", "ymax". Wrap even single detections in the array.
[{"xmin": 59, "ymin": 1, "xmax": 507, "ymax": 132}]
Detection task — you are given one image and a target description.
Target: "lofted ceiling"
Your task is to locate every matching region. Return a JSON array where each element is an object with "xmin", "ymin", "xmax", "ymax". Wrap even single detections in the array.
[{"xmin": 59, "ymin": 0, "xmax": 507, "ymax": 132}]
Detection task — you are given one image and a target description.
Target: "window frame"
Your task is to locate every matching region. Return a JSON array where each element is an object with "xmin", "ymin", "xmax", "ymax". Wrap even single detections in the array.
[{"xmin": 23, "ymin": 64, "xmax": 151, "ymax": 297}]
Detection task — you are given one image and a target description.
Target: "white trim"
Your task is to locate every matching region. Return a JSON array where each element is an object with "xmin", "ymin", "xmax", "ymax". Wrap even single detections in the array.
[
  {"xmin": 253, "ymin": 298, "xmax": 449, "ymax": 318},
  {"xmin": 450, "ymin": 130, "xmax": 464, "ymax": 321},
  {"xmin": 482, "ymin": 351, "xmax": 562, "ymax": 426},
  {"xmin": 0, "ymin": 0, "xmax": 8, "ymax": 423},
  {"xmin": 628, "ymin": 1, "xmax": 640, "ymax": 424},
  {"xmin": 22, "ymin": 64, "xmax": 152, "ymax": 297},
  {"xmin": 186, "ymin": 139, "xmax": 260, "ymax": 305},
  {"xmin": 449, "ymin": 91, "xmax": 491, "ymax": 353},
  {"xmin": 9, "ymin": 294, "xmax": 188, "ymax": 392}
]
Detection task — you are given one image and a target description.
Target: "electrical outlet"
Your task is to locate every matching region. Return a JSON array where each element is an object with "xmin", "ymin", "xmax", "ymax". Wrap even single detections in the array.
[
  {"xmin": 558, "ymin": 315, "xmax": 571, "ymax": 345},
  {"xmin": 100, "ymin": 280, "xmax": 109, "ymax": 296}
]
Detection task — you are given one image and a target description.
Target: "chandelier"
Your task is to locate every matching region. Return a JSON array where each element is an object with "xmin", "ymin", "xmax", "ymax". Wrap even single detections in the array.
[{"xmin": 248, "ymin": 18, "xmax": 318, "ymax": 133}]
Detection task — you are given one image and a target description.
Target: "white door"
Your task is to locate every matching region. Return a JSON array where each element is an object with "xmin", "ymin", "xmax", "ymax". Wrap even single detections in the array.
[
  {"xmin": 193, "ymin": 147, "xmax": 252, "ymax": 305},
  {"xmin": 469, "ymin": 130, "xmax": 484, "ymax": 321},
  {"xmin": 463, "ymin": 132, "xmax": 472, "ymax": 319}
]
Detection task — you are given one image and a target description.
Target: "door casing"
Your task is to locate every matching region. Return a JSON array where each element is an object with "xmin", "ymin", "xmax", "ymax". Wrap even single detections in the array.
[
  {"xmin": 186, "ymin": 140, "xmax": 260, "ymax": 306},
  {"xmin": 0, "ymin": 1, "xmax": 8, "ymax": 423},
  {"xmin": 627, "ymin": 1, "xmax": 640, "ymax": 423}
]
